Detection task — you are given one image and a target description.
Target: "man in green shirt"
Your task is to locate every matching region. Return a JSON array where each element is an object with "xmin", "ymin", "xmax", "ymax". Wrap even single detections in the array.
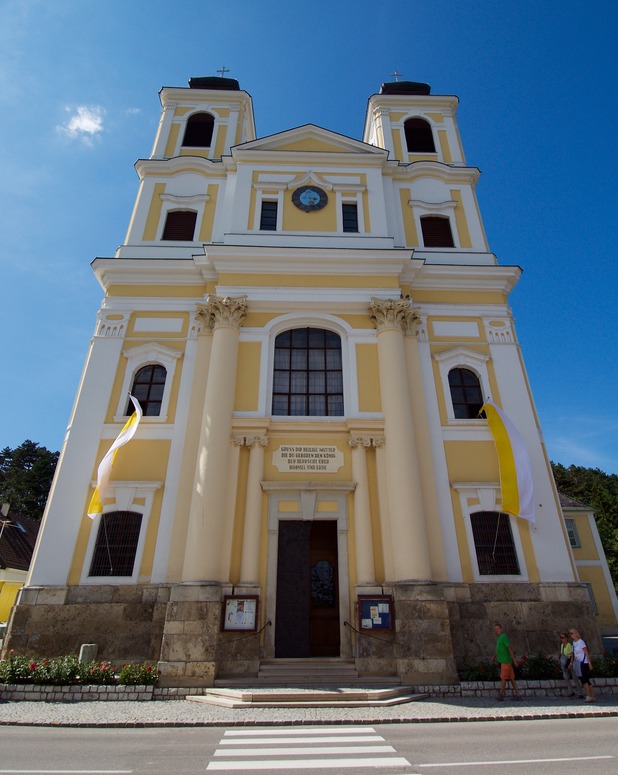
[{"xmin": 494, "ymin": 622, "xmax": 522, "ymax": 701}]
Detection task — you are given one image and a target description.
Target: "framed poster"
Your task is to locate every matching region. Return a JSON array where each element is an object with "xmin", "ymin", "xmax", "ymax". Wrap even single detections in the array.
[
  {"xmin": 222, "ymin": 595, "xmax": 258, "ymax": 632},
  {"xmin": 358, "ymin": 595, "xmax": 394, "ymax": 631}
]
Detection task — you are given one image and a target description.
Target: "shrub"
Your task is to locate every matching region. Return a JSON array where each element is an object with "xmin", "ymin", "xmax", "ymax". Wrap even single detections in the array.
[
  {"xmin": 79, "ymin": 660, "xmax": 117, "ymax": 685},
  {"xmin": 117, "ymin": 662, "xmax": 160, "ymax": 685},
  {"xmin": 518, "ymin": 652, "xmax": 562, "ymax": 681},
  {"xmin": 461, "ymin": 659, "xmax": 499, "ymax": 682},
  {"xmin": 0, "ymin": 651, "xmax": 34, "ymax": 684},
  {"xmin": 32, "ymin": 654, "xmax": 83, "ymax": 685}
]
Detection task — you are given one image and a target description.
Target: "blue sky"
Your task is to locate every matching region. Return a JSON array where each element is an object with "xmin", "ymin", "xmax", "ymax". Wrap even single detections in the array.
[{"xmin": 1, "ymin": 0, "xmax": 616, "ymax": 474}]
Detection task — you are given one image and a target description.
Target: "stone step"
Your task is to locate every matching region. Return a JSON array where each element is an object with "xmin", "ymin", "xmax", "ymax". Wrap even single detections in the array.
[{"xmin": 188, "ymin": 685, "xmax": 427, "ymax": 708}]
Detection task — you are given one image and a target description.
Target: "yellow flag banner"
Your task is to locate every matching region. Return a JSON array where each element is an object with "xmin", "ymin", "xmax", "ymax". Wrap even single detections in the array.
[
  {"xmin": 482, "ymin": 400, "xmax": 535, "ymax": 523},
  {"xmin": 87, "ymin": 395, "xmax": 143, "ymax": 519}
]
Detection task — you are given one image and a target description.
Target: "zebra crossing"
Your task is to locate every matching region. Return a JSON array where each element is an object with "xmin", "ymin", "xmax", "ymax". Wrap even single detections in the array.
[{"xmin": 206, "ymin": 725, "xmax": 416, "ymax": 771}]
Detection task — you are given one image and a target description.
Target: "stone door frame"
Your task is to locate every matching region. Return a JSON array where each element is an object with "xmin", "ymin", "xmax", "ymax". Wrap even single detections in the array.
[{"xmin": 261, "ymin": 481, "xmax": 355, "ymax": 659}]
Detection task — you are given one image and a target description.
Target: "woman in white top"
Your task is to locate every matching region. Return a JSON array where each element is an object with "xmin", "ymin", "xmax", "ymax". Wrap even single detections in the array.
[{"xmin": 570, "ymin": 628, "xmax": 595, "ymax": 702}]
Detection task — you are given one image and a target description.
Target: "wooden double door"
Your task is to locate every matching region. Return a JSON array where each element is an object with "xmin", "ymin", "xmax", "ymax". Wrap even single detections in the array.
[{"xmin": 274, "ymin": 520, "xmax": 340, "ymax": 658}]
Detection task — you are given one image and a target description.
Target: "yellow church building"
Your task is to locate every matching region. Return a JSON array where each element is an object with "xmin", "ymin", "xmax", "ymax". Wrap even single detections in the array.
[{"xmin": 4, "ymin": 76, "xmax": 610, "ymax": 686}]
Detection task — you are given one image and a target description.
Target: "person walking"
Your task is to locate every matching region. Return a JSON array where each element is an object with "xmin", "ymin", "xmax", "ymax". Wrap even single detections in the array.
[
  {"xmin": 494, "ymin": 622, "xmax": 522, "ymax": 701},
  {"xmin": 570, "ymin": 628, "xmax": 595, "ymax": 702},
  {"xmin": 558, "ymin": 631, "xmax": 577, "ymax": 697}
]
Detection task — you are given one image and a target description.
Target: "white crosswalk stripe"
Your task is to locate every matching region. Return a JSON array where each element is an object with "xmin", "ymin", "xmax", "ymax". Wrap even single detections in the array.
[{"xmin": 206, "ymin": 725, "xmax": 415, "ymax": 771}]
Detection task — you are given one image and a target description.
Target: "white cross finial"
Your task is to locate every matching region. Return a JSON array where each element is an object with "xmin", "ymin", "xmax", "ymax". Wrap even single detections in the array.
[
  {"xmin": 217, "ymin": 66, "xmax": 230, "ymax": 77},
  {"xmin": 390, "ymin": 70, "xmax": 403, "ymax": 82}
]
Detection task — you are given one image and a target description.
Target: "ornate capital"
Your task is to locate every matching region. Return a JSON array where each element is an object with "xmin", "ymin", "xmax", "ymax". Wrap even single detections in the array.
[
  {"xmin": 372, "ymin": 437, "xmax": 386, "ymax": 448},
  {"xmin": 196, "ymin": 295, "xmax": 247, "ymax": 332},
  {"xmin": 369, "ymin": 297, "xmax": 421, "ymax": 335},
  {"xmin": 246, "ymin": 435, "xmax": 269, "ymax": 449},
  {"xmin": 348, "ymin": 436, "xmax": 372, "ymax": 450}
]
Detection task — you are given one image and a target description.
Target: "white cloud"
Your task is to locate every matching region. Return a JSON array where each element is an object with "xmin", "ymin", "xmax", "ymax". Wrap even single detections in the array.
[{"xmin": 58, "ymin": 106, "xmax": 105, "ymax": 144}]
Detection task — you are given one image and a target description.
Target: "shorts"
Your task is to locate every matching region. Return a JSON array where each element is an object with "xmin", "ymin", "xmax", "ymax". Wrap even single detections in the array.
[
  {"xmin": 580, "ymin": 662, "xmax": 591, "ymax": 686},
  {"xmin": 500, "ymin": 662, "xmax": 516, "ymax": 681}
]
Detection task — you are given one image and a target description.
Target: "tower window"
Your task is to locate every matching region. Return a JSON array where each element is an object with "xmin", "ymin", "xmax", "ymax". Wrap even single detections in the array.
[
  {"xmin": 260, "ymin": 201, "xmax": 278, "ymax": 231},
  {"xmin": 89, "ymin": 511, "xmax": 142, "ymax": 577},
  {"xmin": 161, "ymin": 210, "xmax": 197, "ymax": 241},
  {"xmin": 272, "ymin": 328, "xmax": 344, "ymax": 417},
  {"xmin": 448, "ymin": 367, "xmax": 483, "ymax": 419},
  {"xmin": 129, "ymin": 365, "xmax": 167, "ymax": 416},
  {"xmin": 342, "ymin": 203, "xmax": 359, "ymax": 233},
  {"xmin": 182, "ymin": 112, "xmax": 214, "ymax": 147},
  {"xmin": 420, "ymin": 215, "xmax": 454, "ymax": 247},
  {"xmin": 470, "ymin": 511, "xmax": 520, "ymax": 575},
  {"xmin": 404, "ymin": 117, "xmax": 436, "ymax": 153}
]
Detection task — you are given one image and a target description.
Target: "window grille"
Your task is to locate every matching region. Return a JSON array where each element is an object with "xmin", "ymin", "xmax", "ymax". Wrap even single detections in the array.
[
  {"xmin": 272, "ymin": 328, "xmax": 344, "ymax": 416},
  {"xmin": 420, "ymin": 215, "xmax": 454, "ymax": 247},
  {"xmin": 260, "ymin": 200, "xmax": 278, "ymax": 231},
  {"xmin": 129, "ymin": 365, "xmax": 167, "ymax": 416},
  {"xmin": 161, "ymin": 210, "xmax": 197, "ymax": 241},
  {"xmin": 470, "ymin": 511, "xmax": 520, "ymax": 575},
  {"xmin": 448, "ymin": 367, "xmax": 483, "ymax": 419},
  {"xmin": 342, "ymin": 203, "xmax": 359, "ymax": 232},
  {"xmin": 89, "ymin": 511, "xmax": 142, "ymax": 577}
]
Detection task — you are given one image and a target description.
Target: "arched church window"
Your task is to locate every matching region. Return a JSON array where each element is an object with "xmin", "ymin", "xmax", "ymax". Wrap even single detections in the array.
[
  {"xmin": 161, "ymin": 210, "xmax": 197, "ymax": 241},
  {"xmin": 89, "ymin": 511, "xmax": 142, "ymax": 577},
  {"xmin": 272, "ymin": 328, "xmax": 344, "ymax": 417},
  {"xmin": 420, "ymin": 215, "xmax": 454, "ymax": 247},
  {"xmin": 182, "ymin": 112, "xmax": 214, "ymax": 147},
  {"xmin": 129, "ymin": 365, "xmax": 167, "ymax": 416},
  {"xmin": 470, "ymin": 511, "xmax": 520, "ymax": 575},
  {"xmin": 448, "ymin": 367, "xmax": 483, "ymax": 419},
  {"xmin": 404, "ymin": 117, "xmax": 436, "ymax": 153}
]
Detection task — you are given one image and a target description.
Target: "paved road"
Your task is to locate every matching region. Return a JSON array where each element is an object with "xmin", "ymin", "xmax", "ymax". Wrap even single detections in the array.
[{"xmin": 0, "ymin": 718, "xmax": 617, "ymax": 773}]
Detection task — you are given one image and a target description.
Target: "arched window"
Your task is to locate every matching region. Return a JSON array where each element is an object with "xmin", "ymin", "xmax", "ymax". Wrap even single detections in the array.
[
  {"xmin": 420, "ymin": 215, "xmax": 454, "ymax": 247},
  {"xmin": 470, "ymin": 511, "xmax": 520, "ymax": 575},
  {"xmin": 161, "ymin": 210, "xmax": 197, "ymax": 241},
  {"xmin": 182, "ymin": 112, "xmax": 214, "ymax": 147},
  {"xmin": 89, "ymin": 511, "xmax": 142, "ymax": 577},
  {"xmin": 129, "ymin": 365, "xmax": 167, "ymax": 416},
  {"xmin": 448, "ymin": 367, "xmax": 483, "ymax": 419},
  {"xmin": 272, "ymin": 328, "xmax": 344, "ymax": 416},
  {"xmin": 404, "ymin": 117, "xmax": 436, "ymax": 153}
]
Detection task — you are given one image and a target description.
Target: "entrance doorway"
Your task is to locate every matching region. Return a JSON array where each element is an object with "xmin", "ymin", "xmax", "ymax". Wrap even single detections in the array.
[{"xmin": 274, "ymin": 520, "xmax": 340, "ymax": 658}]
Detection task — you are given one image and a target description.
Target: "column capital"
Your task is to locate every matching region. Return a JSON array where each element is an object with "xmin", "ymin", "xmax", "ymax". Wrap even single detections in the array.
[
  {"xmin": 246, "ymin": 435, "xmax": 269, "ymax": 449},
  {"xmin": 196, "ymin": 295, "xmax": 247, "ymax": 332},
  {"xmin": 372, "ymin": 437, "xmax": 386, "ymax": 448},
  {"xmin": 348, "ymin": 436, "xmax": 372, "ymax": 449},
  {"xmin": 369, "ymin": 297, "xmax": 420, "ymax": 335}
]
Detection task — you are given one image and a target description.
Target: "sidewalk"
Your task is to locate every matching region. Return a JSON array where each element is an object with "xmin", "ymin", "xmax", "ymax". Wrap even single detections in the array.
[{"xmin": 1, "ymin": 694, "xmax": 618, "ymax": 727}]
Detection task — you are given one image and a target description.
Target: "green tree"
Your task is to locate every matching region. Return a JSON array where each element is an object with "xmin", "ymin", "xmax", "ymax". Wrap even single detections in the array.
[
  {"xmin": 551, "ymin": 462, "xmax": 618, "ymax": 590},
  {"xmin": 0, "ymin": 441, "xmax": 59, "ymax": 521}
]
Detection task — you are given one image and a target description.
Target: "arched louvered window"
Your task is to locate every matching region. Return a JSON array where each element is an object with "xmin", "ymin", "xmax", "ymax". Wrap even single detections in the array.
[
  {"xmin": 129, "ymin": 365, "xmax": 167, "ymax": 416},
  {"xmin": 420, "ymin": 215, "xmax": 454, "ymax": 247},
  {"xmin": 89, "ymin": 511, "xmax": 142, "ymax": 577},
  {"xmin": 404, "ymin": 117, "xmax": 436, "ymax": 153},
  {"xmin": 161, "ymin": 210, "xmax": 197, "ymax": 241},
  {"xmin": 470, "ymin": 511, "xmax": 520, "ymax": 575},
  {"xmin": 272, "ymin": 328, "xmax": 344, "ymax": 417},
  {"xmin": 448, "ymin": 367, "xmax": 483, "ymax": 419},
  {"xmin": 182, "ymin": 112, "xmax": 214, "ymax": 147}
]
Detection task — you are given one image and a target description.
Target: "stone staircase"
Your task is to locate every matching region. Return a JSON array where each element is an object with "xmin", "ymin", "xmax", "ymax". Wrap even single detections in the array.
[{"xmin": 188, "ymin": 658, "xmax": 427, "ymax": 708}]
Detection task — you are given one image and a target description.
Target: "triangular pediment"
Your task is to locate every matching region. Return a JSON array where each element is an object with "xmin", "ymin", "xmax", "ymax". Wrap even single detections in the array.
[{"xmin": 233, "ymin": 124, "xmax": 387, "ymax": 156}]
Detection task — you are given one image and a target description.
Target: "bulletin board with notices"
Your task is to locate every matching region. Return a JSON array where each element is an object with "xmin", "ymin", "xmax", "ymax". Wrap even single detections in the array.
[{"xmin": 357, "ymin": 595, "xmax": 394, "ymax": 631}]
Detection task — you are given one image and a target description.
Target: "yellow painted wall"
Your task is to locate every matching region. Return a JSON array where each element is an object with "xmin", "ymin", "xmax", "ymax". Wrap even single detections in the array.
[
  {"xmin": 0, "ymin": 581, "xmax": 23, "ymax": 622},
  {"xmin": 400, "ymin": 188, "xmax": 418, "ymax": 246},
  {"xmin": 164, "ymin": 124, "xmax": 180, "ymax": 157},
  {"xmin": 199, "ymin": 184, "xmax": 218, "ymax": 241},
  {"xmin": 356, "ymin": 344, "xmax": 382, "ymax": 412},
  {"xmin": 577, "ymin": 565, "xmax": 617, "ymax": 627},
  {"xmin": 283, "ymin": 193, "xmax": 337, "ymax": 232},
  {"xmin": 142, "ymin": 183, "xmax": 166, "ymax": 240},
  {"xmin": 235, "ymin": 342, "xmax": 262, "ymax": 411},
  {"xmin": 217, "ymin": 273, "xmax": 399, "ymax": 289},
  {"xmin": 445, "ymin": 441, "xmax": 498, "ymax": 482},
  {"xmin": 438, "ymin": 130, "xmax": 452, "ymax": 163},
  {"xmin": 451, "ymin": 190, "xmax": 472, "ymax": 248},
  {"xmin": 571, "ymin": 514, "xmax": 600, "ymax": 562},
  {"xmin": 107, "ymin": 284, "xmax": 207, "ymax": 298}
]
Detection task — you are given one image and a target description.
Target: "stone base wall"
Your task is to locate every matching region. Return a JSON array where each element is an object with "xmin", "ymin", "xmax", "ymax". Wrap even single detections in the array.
[
  {"xmin": 1, "ymin": 580, "xmax": 602, "ymax": 688},
  {"xmin": 1, "ymin": 585, "xmax": 169, "ymax": 662}
]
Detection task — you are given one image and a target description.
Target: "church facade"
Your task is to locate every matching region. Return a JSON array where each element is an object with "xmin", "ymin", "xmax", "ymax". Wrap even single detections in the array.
[{"xmin": 4, "ymin": 77, "xmax": 601, "ymax": 686}]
